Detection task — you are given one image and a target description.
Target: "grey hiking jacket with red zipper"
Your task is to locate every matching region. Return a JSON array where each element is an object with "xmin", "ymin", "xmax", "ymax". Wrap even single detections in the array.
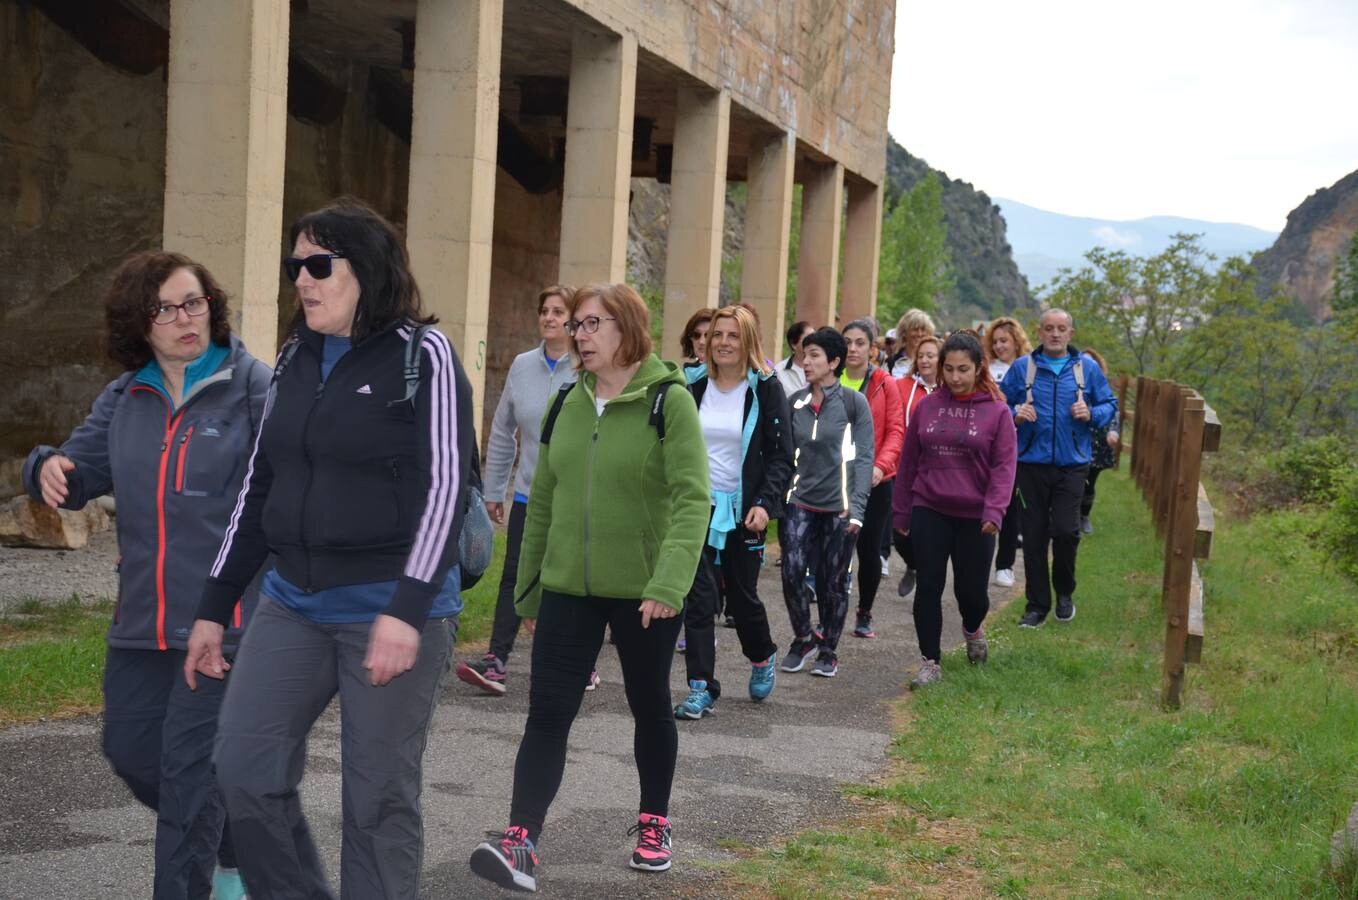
[{"xmin": 23, "ymin": 336, "xmax": 271, "ymax": 652}]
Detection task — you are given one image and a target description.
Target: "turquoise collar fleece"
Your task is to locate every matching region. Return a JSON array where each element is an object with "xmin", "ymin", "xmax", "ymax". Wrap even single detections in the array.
[{"xmin": 135, "ymin": 342, "xmax": 229, "ymax": 408}]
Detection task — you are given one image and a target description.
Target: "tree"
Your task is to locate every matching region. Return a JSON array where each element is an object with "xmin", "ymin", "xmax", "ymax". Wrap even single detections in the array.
[
  {"xmin": 876, "ymin": 174, "xmax": 954, "ymax": 326},
  {"xmin": 1332, "ymin": 229, "xmax": 1358, "ymax": 329}
]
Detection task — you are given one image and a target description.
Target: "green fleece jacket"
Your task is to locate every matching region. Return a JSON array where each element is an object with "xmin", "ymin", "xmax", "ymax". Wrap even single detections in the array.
[{"xmin": 513, "ymin": 354, "xmax": 710, "ymax": 618}]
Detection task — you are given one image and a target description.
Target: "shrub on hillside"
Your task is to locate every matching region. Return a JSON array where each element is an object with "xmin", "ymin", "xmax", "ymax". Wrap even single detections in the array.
[
  {"xmin": 1265, "ymin": 436, "xmax": 1357, "ymax": 504},
  {"xmin": 1322, "ymin": 470, "xmax": 1358, "ymax": 580}
]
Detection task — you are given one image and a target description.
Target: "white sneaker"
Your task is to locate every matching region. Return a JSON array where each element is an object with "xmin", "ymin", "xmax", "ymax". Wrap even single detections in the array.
[
  {"xmin": 995, "ymin": 568, "xmax": 1015, "ymax": 588},
  {"xmin": 879, "ymin": 555, "xmax": 890, "ymax": 577}
]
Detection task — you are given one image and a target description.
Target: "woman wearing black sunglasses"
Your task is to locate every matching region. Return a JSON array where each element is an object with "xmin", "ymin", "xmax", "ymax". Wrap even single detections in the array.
[
  {"xmin": 185, "ymin": 198, "xmax": 475, "ymax": 898},
  {"xmin": 23, "ymin": 250, "xmax": 271, "ymax": 899}
]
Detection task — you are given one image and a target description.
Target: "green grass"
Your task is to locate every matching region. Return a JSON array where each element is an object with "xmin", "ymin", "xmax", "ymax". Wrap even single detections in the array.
[
  {"xmin": 0, "ymin": 596, "xmax": 113, "ymax": 726},
  {"xmin": 454, "ymin": 529, "xmax": 509, "ymax": 646},
  {"xmin": 723, "ymin": 469, "xmax": 1358, "ymax": 898}
]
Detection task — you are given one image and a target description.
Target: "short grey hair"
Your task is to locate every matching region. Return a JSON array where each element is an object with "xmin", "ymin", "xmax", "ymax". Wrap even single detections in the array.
[{"xmin": 1041, "ymin": 308, "xmax": 1074, "ymax": 328}]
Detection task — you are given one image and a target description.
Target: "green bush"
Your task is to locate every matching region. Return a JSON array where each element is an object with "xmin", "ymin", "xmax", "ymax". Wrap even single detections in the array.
[
  {"xmin": 1322, "ymin": 469, "xmax": 1358, "ymax": 580},
  {"xmin": 1265, "ymin": 435, "xmax": 1357, "ymax": 504}
]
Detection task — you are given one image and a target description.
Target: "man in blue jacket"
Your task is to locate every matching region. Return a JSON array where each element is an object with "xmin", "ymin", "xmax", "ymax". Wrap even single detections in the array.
[{"xmin": 1000, "ymin": 309, "xmax": 1118, "ymax": 627}]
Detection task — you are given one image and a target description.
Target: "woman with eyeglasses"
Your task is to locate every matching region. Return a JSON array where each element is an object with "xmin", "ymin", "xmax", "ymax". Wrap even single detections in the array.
[
  {"xmin": 679, "ymin": 306, "xmax": 715, "ymax": 382},
  {"xmin": 470, "ymin": 283, "xmax": 709, "ymax": 892},
  {"xmin": 185, "ymin": 198, "xmax": 474, "ymax": 899},
  {"xmin": 454, "ymin": 284, "xmax": 593, "ymax": 696},
  {"xmin": 23, "ymin": 251, "xmax": 270, "ymax": 899}
]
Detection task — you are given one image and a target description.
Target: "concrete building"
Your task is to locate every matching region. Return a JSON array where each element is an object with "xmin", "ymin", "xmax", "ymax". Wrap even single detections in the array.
[{"xmin": 1, "ymin": 0, "xmax": 894, "ymax": 470}]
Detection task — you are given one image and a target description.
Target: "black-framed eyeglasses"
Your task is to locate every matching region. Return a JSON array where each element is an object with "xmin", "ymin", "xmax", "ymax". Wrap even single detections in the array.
[
  {"xmin": 283, "ymin": 253, "xmax": 345, "ymax": 281},
  {"xmin": 152, "ymin": 295, "xmax": 211, "ymax": 326},
  {"xmin": 564, "ymin": 315, "xmax": 617, "ymax": 336}
]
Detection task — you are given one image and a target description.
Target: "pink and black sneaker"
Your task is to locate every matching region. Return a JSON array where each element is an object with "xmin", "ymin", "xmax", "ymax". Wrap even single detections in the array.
[
  {"xmin": 627, "ymin": 813, "xmax": 673, "ymax": 872},
  {"xmin": 456, "ymin": 653, "xmax": 507, "ymax": 695},
  {"xmin": 470, "ymin": 825, "xmax": 538, "ymax": 892}
]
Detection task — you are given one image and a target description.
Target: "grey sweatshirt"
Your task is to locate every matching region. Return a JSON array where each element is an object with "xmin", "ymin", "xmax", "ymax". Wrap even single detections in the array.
[
  {"xmin": 785, "ymin": 379, "xmax": 876, "ymax": 525},
  {"xmin": 483, "ymin": 341, "xmax": 578, "ymax": 503}
]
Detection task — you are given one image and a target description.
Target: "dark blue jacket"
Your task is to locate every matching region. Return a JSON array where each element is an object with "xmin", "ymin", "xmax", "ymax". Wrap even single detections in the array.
[
  {"xmin": 1000, "ymin": 349, "xmax": 1118, "ymax": 467},
  {"xmin": 24, "ymin": 336, "xmax": 270, "ymax": 651}
]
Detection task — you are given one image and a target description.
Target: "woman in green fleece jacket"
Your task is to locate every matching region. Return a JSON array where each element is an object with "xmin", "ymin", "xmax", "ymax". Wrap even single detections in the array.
[{"xmin": 469, "ymin": 283, "xmax": 710, "ymax": 892}]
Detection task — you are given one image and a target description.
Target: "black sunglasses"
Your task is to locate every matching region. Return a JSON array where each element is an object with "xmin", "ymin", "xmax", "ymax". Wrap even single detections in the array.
[{"xmin": 283, "ymin": 253, "xmax": 345, "ymax": 281}]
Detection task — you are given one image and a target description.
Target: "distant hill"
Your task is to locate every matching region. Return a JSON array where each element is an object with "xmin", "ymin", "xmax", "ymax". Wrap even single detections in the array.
[
  {"xmin": 884, "ymin": 138, "xmax": 1033, "ymax": 322},
  {"xmin": 995, "ymin": 198, "xmax": 1278, "ymax": 289},
  {"xmin": 1252, "ymin": 168, "xmax": 1358, "ymax": 321}
]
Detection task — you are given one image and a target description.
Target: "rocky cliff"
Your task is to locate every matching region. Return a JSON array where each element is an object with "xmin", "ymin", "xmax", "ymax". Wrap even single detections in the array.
[
  {"xmin": 1253, "ymin": 167, "xmax": 1358, "ymax": 320},
  {"xmin": 884, "ymin": 137, "xmax": 1033, "ymax": 321}
]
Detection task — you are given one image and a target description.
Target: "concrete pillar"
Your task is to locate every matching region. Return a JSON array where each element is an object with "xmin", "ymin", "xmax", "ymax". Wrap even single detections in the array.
[
  {"xmin": 405, "ymin": 0, "xmax": 503, "ymax": 427},
  {"xmin": 661, "ymin": 87, "xmax": 730, "ymax": 360},
  {"xmin": 795, "ymin": 162, "xmax": 845, "ymax": 329},
  {"xmin": 162, "ymin": 0, "xmax": 289, "ymax": 360},
  {"xmin": 840, "ymin": 178, "xmax": 883, "ymax": 324},
  {"xmin": 558, "ymin": 27, "xmax": 637, "ymax": 287},
  {"xmin": 740, "ymin": 131, "xmax": 795, "ymax": 363}
]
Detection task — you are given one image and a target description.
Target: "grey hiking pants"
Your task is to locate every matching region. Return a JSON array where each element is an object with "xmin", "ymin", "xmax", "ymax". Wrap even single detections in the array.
[{"xmin": 214, "ymin": 596, "xmax": 452, "ymax": 899}]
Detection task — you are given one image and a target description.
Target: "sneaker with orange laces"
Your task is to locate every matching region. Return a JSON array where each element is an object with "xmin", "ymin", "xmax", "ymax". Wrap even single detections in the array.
[
  {"xmin": 627, "ymin": 813, "xmax": 673, "ymax": 872},
  {"xmin": 470, "ymin": 825, "xmax": 538, "ymax": 892}
]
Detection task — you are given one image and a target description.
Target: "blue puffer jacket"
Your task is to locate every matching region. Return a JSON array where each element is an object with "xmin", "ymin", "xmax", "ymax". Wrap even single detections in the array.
[{"xmin": 999, "ymin": 348, "xmax": 1118, "ymax": 467}]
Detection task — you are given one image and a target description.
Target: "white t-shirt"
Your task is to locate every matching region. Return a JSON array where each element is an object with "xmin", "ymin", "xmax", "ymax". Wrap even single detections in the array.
[
  {"xmin": 699, "ymin": 380, "xmax": 749, "ymax": 493},
  {"xmin": 891, "ymin": 357, "xmax": 913, "ymax": 379},
  {"xmin": 595, "ymin": 396, "xmax": 608, "ymax": 417},
  {"xmin": 775, "ymin": 357, "xmax": 807, "ymax": 397},
  {"xmin": 989, "ymin": 359, "xmax": 1011, "ymax": 383}
]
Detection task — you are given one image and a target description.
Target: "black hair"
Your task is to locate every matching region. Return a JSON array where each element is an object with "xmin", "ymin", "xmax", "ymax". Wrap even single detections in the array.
[
  {"xmin": 786, "ymin": 319, "xmax": 813, "ymax": 351},
  {"xmin": 942, "ymin": 331, "xmax": 984, "ymax": 367},
  {"xmin": 842, "ymin": 317, "xmax": 876, "ymax": 342},
  {"xmin": 802, "ymin": 326, "xmax": 848, "ymax": 377},
  {"xmin": 287, "ymin": 197, "xmax": 435, "ymax": 344}
]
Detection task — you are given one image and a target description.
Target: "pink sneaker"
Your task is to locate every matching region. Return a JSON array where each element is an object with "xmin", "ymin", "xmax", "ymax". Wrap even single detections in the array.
[{"xmin": 627, "ymin": 813, "xmax": 673, "ymax": 871}]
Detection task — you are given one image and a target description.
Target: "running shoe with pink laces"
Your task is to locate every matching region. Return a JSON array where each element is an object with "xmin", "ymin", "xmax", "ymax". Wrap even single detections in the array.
[
  {"xmin": 627, "ymin": 813, "xmax": 673, "ymax": 871},
  {"xmin": 585, "ymin": 669, "xmax": 601, "ymax": 691},
  {"xmin": 470, "ymin": 825, "xmax": 538, "ymax": 892},
  {"xmin": 456, "ymin": 653, "xmax": 507, "ymax": 695}
]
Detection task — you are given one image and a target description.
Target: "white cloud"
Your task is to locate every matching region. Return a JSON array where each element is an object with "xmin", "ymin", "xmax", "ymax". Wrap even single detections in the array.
[
  {"xmin": 1092, "ymin": 226, "xmax": 1141, "ymax": 247},
  {"xmin": 888, "ymin": 0, "xmax": 1358, "ymax": 230}
]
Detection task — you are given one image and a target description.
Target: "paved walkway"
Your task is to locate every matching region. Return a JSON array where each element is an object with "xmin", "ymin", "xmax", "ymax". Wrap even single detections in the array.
[{"xmin": 0, "ymin": 549, "xmax": 1022, "ymax": 898}]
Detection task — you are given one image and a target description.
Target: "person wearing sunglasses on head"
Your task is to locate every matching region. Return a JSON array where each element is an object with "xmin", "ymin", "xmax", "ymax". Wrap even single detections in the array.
[
  {"xmin": 184, "ymin": 198, "xmax": 475, "ymax": 899},
  {"xmin": 23, "ymin": 251, "xmax": 271, "ymax": 900},
  {"xmin": 469, "ymin": 283, "xmax": 709, "ymax": 892}
]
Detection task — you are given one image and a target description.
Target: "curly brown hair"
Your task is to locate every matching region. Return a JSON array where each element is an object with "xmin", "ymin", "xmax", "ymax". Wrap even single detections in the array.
[{"xmin": 105, "ymin": 251, "xmax": 232, "ymax": 371}]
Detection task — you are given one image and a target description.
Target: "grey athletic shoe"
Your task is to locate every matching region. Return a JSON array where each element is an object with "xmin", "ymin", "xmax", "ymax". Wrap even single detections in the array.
[
  {"xmin": 810, "ymin": 656, "xmax": 839, "ymax": 678},
  {"xmin": 780, "ymin": 636, "xmax": 819, "ymax": 672},
  {"xmin": 964, "ymin": 626, "xmax": 988, "ymax": 664},
  {"xmin": 1018, "ymin": 609, "xmax": 1046, "ymax": 629},
  {"xmin": 1080, "ymin": 515, "xmax": 1094, "ymax": 535},
  {"xmin": 910, "ymin": 659, "xmax": 942, "ymax": 690},
  {"xmin": 897, "ymin": 567, "xmax": 917, "ymax": 597}
]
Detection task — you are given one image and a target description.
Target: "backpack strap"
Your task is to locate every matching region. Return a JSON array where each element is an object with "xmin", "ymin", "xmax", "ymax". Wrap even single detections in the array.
[
  {"xmin": 1072, "ymin": 356, "xmax": 1085, "ymax": 404},
  {"xmin": 390, "ymin": 323, "xmax": 433, "ymax": 407},
  {"xmin": 265, "ymin": 333, "xmax": 303, "ymax": 414},
  {"xmin": 539, "ymin": 383, "xmax": 575, "ymax": 446},
  {"xmin": 1024, "ymin": 354, "xmax": 1037, "ymax": 405},
  {"xmin": 649, "ymin": 382, "xmax": 673, "ymax": 442}
]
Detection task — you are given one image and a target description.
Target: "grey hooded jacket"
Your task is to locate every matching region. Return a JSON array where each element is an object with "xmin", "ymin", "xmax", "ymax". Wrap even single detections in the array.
[
  {"xmin": 23, "ymin": 336, "xmax": 270, "ymax": 651},
  {"xmin": 785, "ymin": 379, "xmax": 876, "ymax": 525},
  {"xmin": 483, "ymin": 341, "xmax": 577, "ymax": 503}
]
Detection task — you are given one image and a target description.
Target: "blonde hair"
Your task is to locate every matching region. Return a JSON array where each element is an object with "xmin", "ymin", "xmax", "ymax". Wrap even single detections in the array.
[
  {"xmin": 983, "ymin": 316, "xmax": 1032, "ymax": 361},
  {"xmin": 569, "ymin": 283, "xmax": 653, "ymax": 369},
  {"xmin": 708, "ymin": 305, "xmax": 771, "ymax": 378},
  {"xmin": 895, "ymin": 308, "xmax": 937, "ymax": 348}
]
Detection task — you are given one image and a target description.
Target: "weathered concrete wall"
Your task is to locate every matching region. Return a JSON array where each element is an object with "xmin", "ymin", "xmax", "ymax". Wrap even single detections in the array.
[
  {"xmin": 569, "ymin": 0, "xmax": 894, "ymax": 182},
  {"xmin": 1, "ymin": 6, "xmax": 165, "ymax": 461}
]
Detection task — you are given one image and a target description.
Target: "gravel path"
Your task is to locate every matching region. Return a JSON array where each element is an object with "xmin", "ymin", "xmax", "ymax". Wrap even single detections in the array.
[{"xmin": 0, "ymin": 528, "xmax": 119, "ymax": 612}]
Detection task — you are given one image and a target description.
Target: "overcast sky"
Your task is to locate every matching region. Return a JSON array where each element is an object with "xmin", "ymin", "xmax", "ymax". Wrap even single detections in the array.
[{"xmin": 888, "ymin": 0, "xmax": 1358, "ymax": 231}]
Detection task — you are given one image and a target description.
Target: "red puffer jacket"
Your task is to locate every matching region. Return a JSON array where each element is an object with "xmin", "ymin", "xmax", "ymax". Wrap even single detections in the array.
[{"xmin": 861, "ymin": 366, "xmax": 905, "ymax": 480}]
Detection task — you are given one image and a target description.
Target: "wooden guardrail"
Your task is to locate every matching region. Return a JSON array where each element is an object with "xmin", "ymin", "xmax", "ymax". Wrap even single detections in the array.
[{"xmin": 1125, "ymin": 377, "xmax": 1222, "ymax": 709}]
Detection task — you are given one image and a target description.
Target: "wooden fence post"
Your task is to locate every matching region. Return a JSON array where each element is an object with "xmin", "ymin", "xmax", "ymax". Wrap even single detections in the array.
[
  {"xmin": 1162, "ymin": 391, "xmax": 1206, "ymax": 709},
  {"xmin": 1154, "ymin": 382, "xmax": 1182, "ymax": 537},
  {"xmin": 1114, "ymin": 374, "xmax": 1129, "ymax": 470}
]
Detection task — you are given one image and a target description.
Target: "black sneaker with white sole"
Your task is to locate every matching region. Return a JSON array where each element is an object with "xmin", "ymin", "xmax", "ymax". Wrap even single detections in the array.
[
  {"xmin": 1018, "ymin": 609, "xmax": 1046, "ymax": 629},
  {"xmin": 1055, "ymin": 594, "xmax": 1076, "ymax": 622},
  {"xmin": 470, "ymin": 826, "xmax": 538, "ymax": 892}
]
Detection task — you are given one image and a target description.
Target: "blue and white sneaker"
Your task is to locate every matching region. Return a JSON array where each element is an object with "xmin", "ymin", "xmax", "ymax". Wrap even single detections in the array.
[
  {"xmin": 674, "ymin": 679, "xmax": 715, "ymax": 719},
  {"xmin": 749, "ymin": 654, "xmax": 776, "ymax": 702}
]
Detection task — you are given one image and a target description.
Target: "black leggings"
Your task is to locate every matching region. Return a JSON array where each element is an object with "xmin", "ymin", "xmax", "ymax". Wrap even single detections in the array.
[
  {"xmin": 510, "ymin": 589, "xmax": 682, "ymax": 843},
  {"xmin": 854, "ymin": 480, "xmax": 894, "ymax": 613},
  {"xmin": 684, "ymin": 523, "xmax": 778, "ymax": 698},
  {"xmin": 910, "ymin": 506, "xmax": 995, "ymax": 661},
  {"xmin": 1080, "ymin": 466, "xmax": 1106, "ymax": 517},
  {"xmin": 488, "ymin": 500, "xmax": 527, "ymax": 661}
]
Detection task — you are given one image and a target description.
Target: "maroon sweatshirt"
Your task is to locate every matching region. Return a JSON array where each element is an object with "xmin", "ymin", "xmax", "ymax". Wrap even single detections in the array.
[{"xmin": 892, "ymin": 387, "xmax": 1017, "ymax": 532}]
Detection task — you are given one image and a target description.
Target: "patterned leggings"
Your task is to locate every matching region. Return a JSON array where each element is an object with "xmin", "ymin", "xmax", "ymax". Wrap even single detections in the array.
[{"xmin": 780, "ymin": 504, "xmax": 857, "ymax": 661}]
